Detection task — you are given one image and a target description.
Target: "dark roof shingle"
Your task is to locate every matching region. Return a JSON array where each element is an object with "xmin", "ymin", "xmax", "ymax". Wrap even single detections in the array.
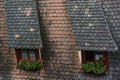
[
  {"xmin": 4, "ymin": 0, "xmax": 41, "ymax": 49},
  {"xmin": 65, "ymin": 0, "xmax": 118, "ymax": 51},
  {"xmin": 102, "ymin": 0, "xmax": 120, "ymax": 48}
]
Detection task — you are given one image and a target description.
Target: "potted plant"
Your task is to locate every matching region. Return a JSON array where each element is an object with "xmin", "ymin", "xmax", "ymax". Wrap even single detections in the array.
[
  {"xmin": 18, "ymin": 59, "xmax": 43, "ymax": 71},
  {"xmin": 82, "ymin": 60, "xmax": 106, "ymax": 75}
]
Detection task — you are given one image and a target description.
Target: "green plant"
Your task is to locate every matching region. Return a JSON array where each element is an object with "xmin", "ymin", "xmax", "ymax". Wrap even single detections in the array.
[
  {"xmin": 28, "ymin": 77, "xmax": 36, "ymax": 80},
  {"xmin": 18, "ymin": 61, "xmax": 43, "ymax": 71},
  {"xmin": 82, "ymin": 61, "xmax": 106, "ymax": 75}
]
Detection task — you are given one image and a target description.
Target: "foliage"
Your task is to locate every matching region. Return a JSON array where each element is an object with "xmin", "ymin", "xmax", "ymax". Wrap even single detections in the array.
[
  {"xmin": 82, "ymin": 61, "xmax": 106, "ymax": 75},
  {"xmin": 28, "ymin": 77, "xmax": 36, "ymax": 80},
  {"xmin": 18, "ymin": 60, "xmax": 43, "ymax": 71}
]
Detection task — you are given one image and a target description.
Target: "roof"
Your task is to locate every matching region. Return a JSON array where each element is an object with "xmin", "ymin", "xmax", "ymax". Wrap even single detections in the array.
[
  {"xmin": 4, "ymin": 0, "xmax": 41, "ymax": 49},
  {"xmin": 4, "ymin": 0, "xmax": 120, "ymax": 51},
  {"xmin": 65, "ymin": 0, "xmax": 118, "ymax": 51},
  {"xmin": 102, "ymin": 0, "xmax": 120, "ymax": 48}
]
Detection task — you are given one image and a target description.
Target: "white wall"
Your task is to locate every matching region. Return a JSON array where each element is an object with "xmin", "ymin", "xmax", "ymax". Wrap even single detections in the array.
[{"xmin": 78, "ymin": 51, "xmax": 82, "ymax": 64}]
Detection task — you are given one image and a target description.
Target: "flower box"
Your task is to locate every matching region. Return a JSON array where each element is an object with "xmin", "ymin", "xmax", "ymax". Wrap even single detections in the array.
[
  {"xmin": 18, "ymin": 59, "xmax": 43, "ymax": 71},
  {"xmin": 82, "ymin": 60, "xmax": 107, "ymax": 75}
]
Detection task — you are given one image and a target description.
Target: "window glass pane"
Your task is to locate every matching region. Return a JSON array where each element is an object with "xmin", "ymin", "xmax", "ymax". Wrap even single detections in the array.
[
  {"xmin": 86, "ymin": 51, "xmax": 94, "ymax": 62},
  {"xmin": 29, "ymin": 50, "xmax": 36, "ymax": 61},
  {"xmin": 95, "ymin": 54, "xmax": 101, "ymax": 60},
  {"xmin": 95, "ymin": 54, "xmax": 103, "ymax": 60},
  {"xmin": 21, "ymin": 50, "xmax": 27, "ymax": 60}
]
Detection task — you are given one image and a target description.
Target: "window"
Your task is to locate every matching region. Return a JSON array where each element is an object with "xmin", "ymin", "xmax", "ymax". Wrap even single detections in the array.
[
  {"xmin": 81, "ymin": 51, "xmax": 109, "ymax": 73},
  {"xmin": 15, "ymin": 49, "xmax": 41, "ymax": 62},
  {"xmin": 21, "ymin": 50, "xmax": 27, "ymax": 60},
  {"xmin": 81, "ymin": 51, "xmax": 109, "ymax": 69},
  {"xmin": 29, "ymin": 50, "xmax": 36, "ymax": 61},
  {"xmin": 15, "ymin": 49, "xmax": 43, "ymax": 71}
]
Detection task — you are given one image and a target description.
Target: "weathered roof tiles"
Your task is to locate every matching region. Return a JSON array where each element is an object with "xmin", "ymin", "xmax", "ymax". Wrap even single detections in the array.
[
  {"xmin": 4, "ymin": 0, "xmax": 41, "ymax": 49},
  {"xmin": 65, "ymin": 0, "xmax": 118, "ymax": 51},
  {"xmin": 102, "ymin": 0, "xmax": 120, "ymax": 48}
]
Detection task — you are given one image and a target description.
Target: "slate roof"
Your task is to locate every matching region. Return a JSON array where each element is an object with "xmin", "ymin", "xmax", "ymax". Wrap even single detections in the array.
[
  {"xmin": 102, "ymin": 1, "xmax": 120, "ymax": 78},
  {"xmin": 4, "ymin": 0, "xmax": 120, "ymax": 51},
  {"xmin": 4, "ymin": 0, "xmax": 41, "ymax": 49},
  {"xmin": 65, "ymin": 0, "xmax": 118, "ymax": 51},
  {"xmin": 102, "ymin": 0, "xmax": 120, "ymax": 48}
]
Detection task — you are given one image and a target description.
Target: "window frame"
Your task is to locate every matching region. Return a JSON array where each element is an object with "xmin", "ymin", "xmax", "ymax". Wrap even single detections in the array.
[
  {"xmin": 15, "ymin": 49, "xmax": 40, "ymax": 63},
  {"xmin": 81, "ymin": 51, "xmax": 109, "ymax": 71}
]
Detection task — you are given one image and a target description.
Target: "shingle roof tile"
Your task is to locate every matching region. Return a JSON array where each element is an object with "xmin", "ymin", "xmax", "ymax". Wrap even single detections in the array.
[
  {"xmin": 102, "ymin": 0, "xmax": 120, "ymax": 48},
  {"xmin": 4, "ymin": 0, "xmax": 41, "ymax": 49},
  {"xmin": 65, "ymin": 0, "xmax": 118, "ymax": 51}
]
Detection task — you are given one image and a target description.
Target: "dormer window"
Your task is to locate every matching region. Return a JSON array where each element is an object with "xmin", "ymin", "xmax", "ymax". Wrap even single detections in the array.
[
  {"xmin": 15, "ymin": 49, "xmax": 43, "ymax": 71},
  {"xmin": 78, "ymin": 51, "xmax": 109, "ymax": 74},
  {"xmin": 15, "ymin": 49, "xmax": 41, "ymax": 62}
]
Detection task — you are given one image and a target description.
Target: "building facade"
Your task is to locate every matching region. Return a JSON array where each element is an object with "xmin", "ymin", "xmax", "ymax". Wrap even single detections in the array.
[{"xmin": 0, "ymin": 0, "xmax": 120, "ymax": 80}]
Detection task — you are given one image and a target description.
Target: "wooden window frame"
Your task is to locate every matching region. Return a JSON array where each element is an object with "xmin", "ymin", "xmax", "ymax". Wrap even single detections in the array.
[
  {"xmin": 15, "ymin": 49, "xmax": 40, "ymax": 63},
  {"xmin": 81, "ymin": 51, "xmax": 109, "ymax": 71}
]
